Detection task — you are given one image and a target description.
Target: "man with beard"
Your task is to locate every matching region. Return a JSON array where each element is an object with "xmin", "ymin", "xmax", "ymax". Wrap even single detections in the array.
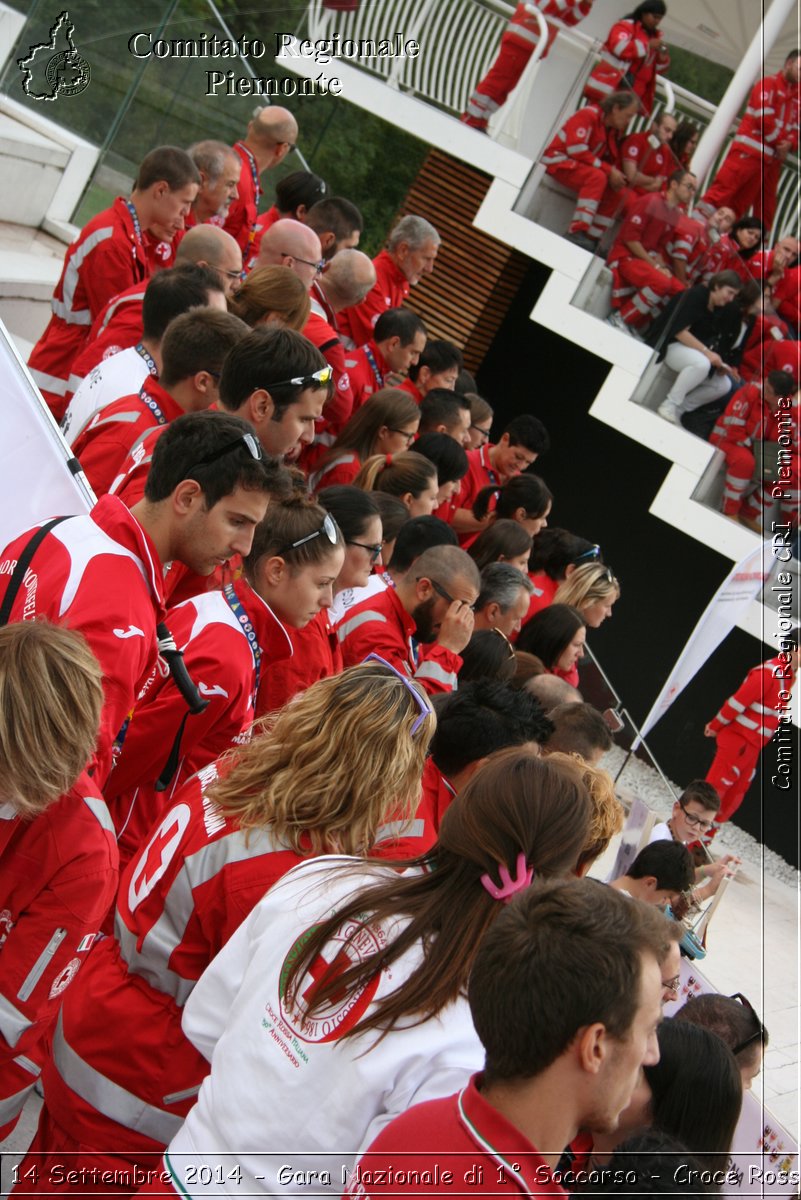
[{"xmin": 337, "ymin": 544, "xmax": 479, "ymax": 695}]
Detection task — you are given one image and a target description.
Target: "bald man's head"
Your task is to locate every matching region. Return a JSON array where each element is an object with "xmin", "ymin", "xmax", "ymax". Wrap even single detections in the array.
[
  {"xmin": 255, "ymin": 218, "xmax": 323, "ymax": 290},
  {"xmin": 245, "ymin": 106, "xmax": 298, "ymax": 170},
  {"xmin": 319, "ymin": 249, "xmax": 376, "ymax": 312},
  {"xmin": 175, "ymin": 225, "xmax": 243, "ymax": 298}
]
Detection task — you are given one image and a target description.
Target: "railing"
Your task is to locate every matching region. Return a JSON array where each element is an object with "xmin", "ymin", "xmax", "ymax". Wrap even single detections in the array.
[{"xmin": 303, "ymin": 0, "xmax": 799, "ymax": 241}]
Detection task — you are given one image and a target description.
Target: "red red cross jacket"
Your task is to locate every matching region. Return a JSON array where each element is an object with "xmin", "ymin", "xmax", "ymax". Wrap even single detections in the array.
[
  {"xmin": 303, "ymin": 310, "xmax": 354, "ymax": 434},
  {"xmin": 542, "ymin": 104, "xmax": 624, "ymax": 175},
  {"xmin": 72, "ymin": 377, "xmax": 183, "ymax": 497},
  {"xmin": 710, "ymin": 383, "xmax": 772, "ymax": 448},
  {"xmin": 0, "ymin": 497, "xmax": 166, "ymax": 786},
  {"xmin": 346, "ymin": 340, "xmax": 390, "ymax": 410},
  {"xmin": 707, "ymin": 657, "xmax": 788, "ymax": 749},
  {"xmin": 28, "ymin": 198, "xmax": 151, "ymax": 418},
  {"xmin": 337, "ymin": 585, "xmax": 462, "ymax": 695},
  {"xmin": 37, "ymin": 765, "xmax": 307, "ymax": 1159},
  {"xmin": 733, "ymin": 71, "xmax": 799, "ymax": 161},
  {"xmin": 65, "ymin": 280, "xmax": 148, "ymax": 398},
  {"xmin": 584, "ymin": 19, "xmax": 669, "ymax": 114},
  {"xmin": 621, "ymin": 130, "xmax": 674, "ymax": 189},
  {"xmin": 0, "ymin": 777, "xmax": 118, "ymax": 1138},
  {"xmin": 106, "ymin": 579, "xmax": 292, "ymax": 870},
  {"xmin": 740, "ymin": 314, "xmax": 789, "ymax": 382},
  {"xmin": 608, "ymin": 192, "xmax": 681, "ymax": 267},
  {"xmin": 372, "ymin": 756, "xmax": 454, "ymax": 861},
  {"xmin": 223, "ymin": 142, "xmax": 261, "ymax": 254},
  {"xmin": 259, "ymin": 606, "xmax": 342, "ymax": 712},
  {"xmin": 338, "ymin": 250, "xmax": 410, "ymax": 348}
]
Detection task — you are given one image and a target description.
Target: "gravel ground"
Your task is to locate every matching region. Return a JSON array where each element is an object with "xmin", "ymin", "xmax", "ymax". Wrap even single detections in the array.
[{"xmin": 605, "ymin": 745, "xmax": 800, "ymax": 888}]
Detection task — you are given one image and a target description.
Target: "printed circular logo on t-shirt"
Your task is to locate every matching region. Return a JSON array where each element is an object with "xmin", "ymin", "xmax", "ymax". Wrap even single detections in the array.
[{"xmin": 278, "ymin": 916, "xmax": 383, "ymax": 1043}]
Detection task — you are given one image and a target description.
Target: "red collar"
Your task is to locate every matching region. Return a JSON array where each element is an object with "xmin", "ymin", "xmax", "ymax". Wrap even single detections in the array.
[
  {"xmin": 233, "ymin": 576, "xmax": 293, "ymax": 665},
  {"xmin": 385, "ymin": 583, "xmax": 417, "ymax": 644},
  {"xmin": 458, "ymin": 1076, "xmax": 565, "ymax": 1196},
  {"xmin": 140, "ymin": 376, "xmax": 183, "ymax": 422},
  {"xmin": 375, "ymin": 249, "xmax": 410, "ymax": 295}
]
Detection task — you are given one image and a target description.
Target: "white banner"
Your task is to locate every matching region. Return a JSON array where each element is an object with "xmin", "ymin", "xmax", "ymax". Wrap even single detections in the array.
[
  {"xmin": 0, "ymin": 320, "xmax": 95, "ymax": 549},
  {"xmin": 639, "ymin": 538, "xmax": 774, "ymax": 740}
]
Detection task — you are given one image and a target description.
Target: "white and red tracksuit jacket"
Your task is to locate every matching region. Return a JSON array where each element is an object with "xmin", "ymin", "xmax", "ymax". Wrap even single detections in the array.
[
  {"xmin": 259, "ymin": 606, "xmax": 342, "ymax": 712},
  {"xmin": 710, "ymin": 383, "xmax": 771, "ymax": 449},
  {"xmin": 36, "ymin": 765, "xmax": 308, "ymax": 1160},
  {"xmin": 337, "ymin": 585, "xmax": 462, "ymax": 695},
  {"xmin": 707, "ymin": 657, "xmax": 787, "ymax": 749},
  {"xmin": 0, "ymin": 496, "xmax": 166, "ymax": 787},
  {"xmin": 346, "ymin": 340, "xmax": 391, "ymax": 410},
  {"xmin": 27, "ymin": 198, "xmax": 150, "ymax": 418},
  {"xmin": 0, "ymin": 776, "xmax": 118, "ymax": 1138},
  {"xmin": 621, "ymin": 130, "xmax": 674, "ymax": 188},
  {"xmin": 303, "ymin": 310, "xmax": 354, "ymax": 435},
  {"xmin": 72, "ymin": 377, "xmax": 183, "ymax": 497},
  {"xmin": 732, "ymin": 70, "xmax": 799, "ymax": 162},
  {"xmin": 66, "ymin": 280, "xmax": 148, "ymax": 396},
  {"xmin": 338, "ymin": 250, "xmax": 410, "ymax": 349},
  {"xmin": 584, "ymin": 19, "xmax": 669, "ymax": 114},
  {"xmin": 106, "ymin": 578, "xmax": 292, "ymax": 869}
]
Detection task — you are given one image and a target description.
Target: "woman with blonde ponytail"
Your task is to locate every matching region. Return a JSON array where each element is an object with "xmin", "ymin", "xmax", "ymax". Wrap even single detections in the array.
[
  {"xmin": 144, "ymin": 746, "xmax": 593, "ymax": 1198},
  {"xmin": 24, "ymin": 663, "xmax": 435, "ymax": 1196},
  {"xmin": 355, "ymin": 449, "xmax": 439, "ymax": 515}
]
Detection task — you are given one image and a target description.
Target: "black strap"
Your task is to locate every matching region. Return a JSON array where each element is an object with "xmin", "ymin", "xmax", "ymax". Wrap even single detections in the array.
[
  {"xmin": 0, "ymin": 517, "xmax": 71, "ymax": 627},
  {"xmin": 153, "ymin": 622, "xmax": 209, "ymax": 792}
]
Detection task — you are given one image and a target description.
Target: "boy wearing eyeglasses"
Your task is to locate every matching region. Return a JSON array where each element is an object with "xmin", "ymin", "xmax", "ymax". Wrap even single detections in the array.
[{"xmin": 648, "ymin": 781, "xmax": 739, "ymax": 906}]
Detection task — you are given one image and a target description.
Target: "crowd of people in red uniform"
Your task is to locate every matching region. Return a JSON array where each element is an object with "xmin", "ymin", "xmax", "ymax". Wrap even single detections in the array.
[{"xmin": 0, "ymin": 8, "xmax": 796, "ymax": 1195}]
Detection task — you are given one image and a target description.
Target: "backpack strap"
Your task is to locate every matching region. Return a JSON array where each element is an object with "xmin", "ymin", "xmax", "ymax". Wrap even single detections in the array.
[{"xmin": 0, "ymin": 517, "xmax": 71, "ymax": 627}]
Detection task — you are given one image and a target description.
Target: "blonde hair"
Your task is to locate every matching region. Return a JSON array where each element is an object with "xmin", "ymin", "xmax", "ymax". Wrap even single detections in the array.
[
  {"xmin": 547, "ymin": 752, "xmax": 625, "ymax": 873},
  {"xmin": 354, "ymin": 450, "xmax": 437, "ymax": 498},
  {"xmin": 229, "ymin": 266, "xmax": 311, "ymax": 331},
  {"xmin": 555, "ymin": 562, "xmax": 620, "ymax": 612},
  {"xmin": 0, "ymin": 622, "xmax": 103, "ymax": 816},
  {"xmin": 208, "ymin": 662, "xmax": 434, "ymax": 853}
]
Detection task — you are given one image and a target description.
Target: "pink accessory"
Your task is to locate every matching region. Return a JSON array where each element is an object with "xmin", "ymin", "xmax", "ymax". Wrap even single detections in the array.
[{"xmin": 480, "ymin": 853, "xmax": 533, "ymax": 903}]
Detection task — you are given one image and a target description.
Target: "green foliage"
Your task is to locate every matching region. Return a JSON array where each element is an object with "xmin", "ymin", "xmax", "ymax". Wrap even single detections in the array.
[
  {"xmin": 2, "ymin": 0, "xmax": 427, "ymax": 247},
  {"xmin": 667, "ymin": 45, "xmax": 733, "ymax": 108}
]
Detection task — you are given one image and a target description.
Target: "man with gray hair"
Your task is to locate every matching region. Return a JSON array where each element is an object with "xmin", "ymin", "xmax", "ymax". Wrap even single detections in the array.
[
  {"xmin": 474, "ymin": 563, "xmax": 534, "ymax": 639},
  {"xmin": 303, "ymin": 249, "xmax": 377, "ymax": 435},
  {"xmin": 339, "ymin": 213, "xmax": 441, "ymax": 348},
  {"xmin": 338, "ymin": 543, "xmax": 479, "ymax": 695},
  {"xmin": 187, "ymin": 139, "xmax": 242, "ymax": 225},
  {"xmin": 224, "ymin": 105, "xmax": 299, "ymax": 253}
]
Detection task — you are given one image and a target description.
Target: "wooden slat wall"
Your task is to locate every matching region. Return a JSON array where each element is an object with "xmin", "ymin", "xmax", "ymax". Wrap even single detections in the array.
[{"xmin": 392, "ymin": 149, "xmax": 528, "ymax": 375}]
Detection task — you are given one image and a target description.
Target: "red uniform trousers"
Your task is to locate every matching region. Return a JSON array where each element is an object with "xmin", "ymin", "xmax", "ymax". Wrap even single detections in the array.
[
  {"xmin": 717, "ymin": 441, "xmax": 755, "ymax": 516},
  {"xmin": 698, "ymin": 149, "xmax": 780, "ymax": 230},
  {"xmin": 705, "ymin": 726, "xmax": 760, "ymax": 823},
  {"xmin": 612, "ymin": 257, "xmax": 684, "ymax": 328},
  {"xmin": 544, "ymin": 163, "xmax": 628, "ymax": 240},
  {"xmin": 462, "ymin": 21, "xmax": 557, "ymax": 130}
]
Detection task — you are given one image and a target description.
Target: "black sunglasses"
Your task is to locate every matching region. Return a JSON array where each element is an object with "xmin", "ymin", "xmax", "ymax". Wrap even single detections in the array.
[
  {"xmin": 275, "ymin": 512, "xmax": 338, "ymax": 558},
  {"xmin": 426, "ymin": 578, "xmax": 479, "ymax": 613},
  {"xmin": 348, "ymin": 540, "xmax": 383, "ymax": 564},
  {"xmin": 185, "ymin": 432, "xmax": 263, "ymax": 477},
  {"xmin": 730, "ymin": 993, "xmax": 766, "ymax": 1056}
]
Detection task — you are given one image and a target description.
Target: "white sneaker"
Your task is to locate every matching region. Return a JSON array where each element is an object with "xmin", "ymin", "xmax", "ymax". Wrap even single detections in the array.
[
  {"xmin": 657, "ymin": 399, "xmax": 682, "ymax": 425},
  {"xmin": 607, "ymin": 311, "xmax": 630, "ymax": 333}
]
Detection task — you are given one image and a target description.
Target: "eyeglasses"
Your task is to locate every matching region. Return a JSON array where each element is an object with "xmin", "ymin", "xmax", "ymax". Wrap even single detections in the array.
[
  {"xmin": 217, "ymin": 265, "xmax": 246, "ymax": 281},
  {"xmin": 186, "ymin": 431, "xmax": 263, "ymax": 476},
  {"xmin": 426, "ymin": 578, "xmax": 479, "ymax": 613},
  {"xmin": 678, "ymin": 804, "xmax": 715, "ymax": 833},
  {"xmin": 268, "ymin": 365, "xmax": 333, "ymax": 390},
  {"xmin": 730, "ymin": 993, "xmax": 766, "ymax": 1056},
  {"xmin": 280, "ymin": 251, "xmax": 326, "ymax": 275},
  {"xmin": 662, "ymin": 974, "xmax": 681, "ymax": 998},
  {"xmin": 470, "ymin": 423, "xmax": 491, "ymax": 444},
  {"xmin": 275, "ymin": 512, "xmax": 338, "ymax": 557},
  {"xmin": 387, "ymin": 427, "xmax": 417, "ymax": 446},
  {"xmin": 347, "ymin": 540, "xmax": 383, "ymax": 565},
  {"xmin": 574, "ymin": 544, "xmax": 601, "ymax": 564},
  {"xmin": 491, "ymin": 627, "xmax": 515, "ymax": 658},
  {"xmin": 362, "ymin": 653, "xmax": 434, "ymax": 736}
]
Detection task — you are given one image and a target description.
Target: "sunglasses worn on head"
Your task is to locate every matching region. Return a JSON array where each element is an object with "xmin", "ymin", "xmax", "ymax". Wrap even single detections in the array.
[
  {"xmin": 574, "ymin": 544, "xmax": 601, "ymax": 564},
  {"xmin": 730, "ymin": 993, "xmax": 766, "ymax": 1056},
  {"xmin": 362, "ymin": 653, "xmax": 433, "ymax": 736},
  {"xmin": 269, "ymin": 365, "xmax": 333, "ymax": 390},
  {"xmin": 186, "ymin": 431, "xmax": 263, "ymax": 477},
  {"xmin": 348, "ymin": 540, "xmax": 383, "ymax": 564},
  {"xmin": 276, "ymin": 512, "xmax": 338, "ymax": 558},
  {"xmin": 427, "ymin": 578, "xmax": 479, "ymax": 613}
]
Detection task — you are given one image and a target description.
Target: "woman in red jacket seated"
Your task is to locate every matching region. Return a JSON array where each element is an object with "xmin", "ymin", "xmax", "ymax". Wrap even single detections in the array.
[{"xmin": 517, "ymin": 603, "xmax": 587, "ymax": 688}]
